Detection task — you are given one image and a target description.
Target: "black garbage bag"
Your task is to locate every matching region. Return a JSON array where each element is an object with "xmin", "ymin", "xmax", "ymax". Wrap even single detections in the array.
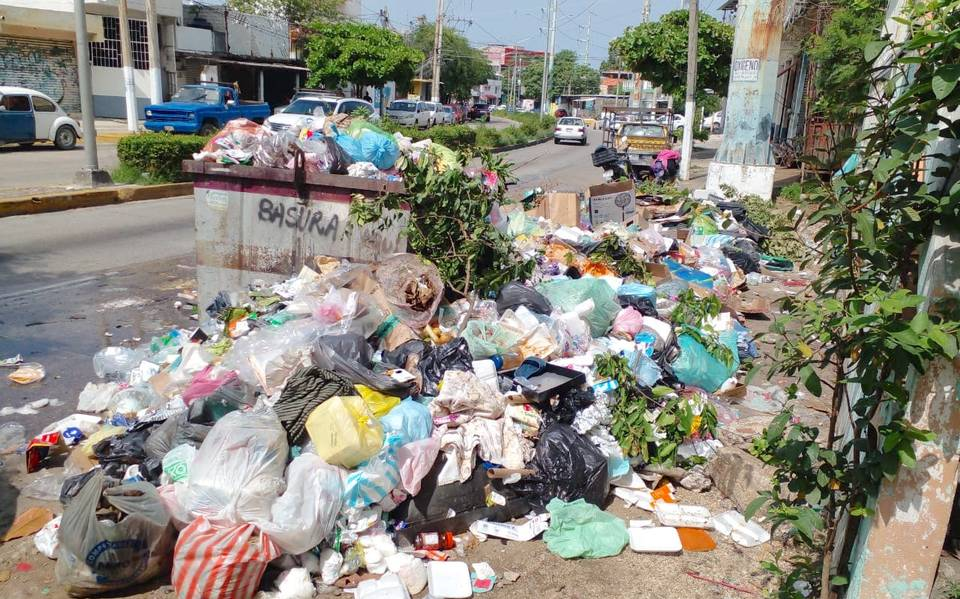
[
  {"xmin": 381, "ymin": 339, "xmax": 427, "ymax": 371},
  {"xmin": 143, "ymin": 414, "xmax": 210, "ymax": 461},
  {"xmin": 418, "ymin": 337, "xmax": 474, "ymax": 396},
  {"xmin": 273, "ymin": 366, "xmax": 355, "ymax": 445},
  {"xmin": 618, "ymin": 294, "xmax": 658, "ymax": 317},
  {"xmin": 515, "ymin": 423, "xmax": 609, "ymax": 508},
  {"xmin": 93, "ymin": 420, "xmax": 164, "ymax": 481},
  {"xmin": 318, "ymin": 333, "xmax": 374, "ymax": 367},
  {"xmin": 540, "ymin": 387, "xmax": 597, "ymax": 426},
  {"xmin": 312, "ymin": 338, "xmax": 414, "ymax": 396},
  {"xmin": 60, "ymin": 468, "xmax": 114, "ymax": 506},
  {"xmin": 205, "ymin": 291, "xmax": 232, "ymax": 318},
  {"xmin": 188, "ymin": 377, "xmax": 254, "ymax": 423},
  {"xmin": 740, "ymin": 216, "xmax": 769, "ymax": 243},
  {"xmin": 496, "ymin": 282, "xmax": 553, "ymax": 316},
  {"xmin": 723, "ymin": 238, "xmax": 762, "ymax": 274}
]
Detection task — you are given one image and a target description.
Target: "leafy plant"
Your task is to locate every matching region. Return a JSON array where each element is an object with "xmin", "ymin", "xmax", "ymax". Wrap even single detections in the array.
[
  {"xmin": 519, "ymin": 49, "xmax": 601, "ymax": 101},
  {"xmin": 305, "ymin": 22, "xmax": 422, "ymax": 94},
  {"xmin": 227, "ymin": 0, "xmax": 344, "ymax": 25},
  {"xmin": 349, "ymin": 148, "xmax": 533, "ymax": 296},
  {"xmin": 635, "ymin": 179, "xmax": 690, "ymax": 204},
  {"xmin": 116, "ymin": 132, "xmax": 209, "ymax": 182},
  {"xmin": 590, "ymin": 234, "xmax": 649, "ymax": 280},
  {"xmin": 737, "ymin": 193, "xmax": 806, "ymax": 262},
  {"xmin": 749, "ymin": 3, "xmax": 960, "ymax": 596}
]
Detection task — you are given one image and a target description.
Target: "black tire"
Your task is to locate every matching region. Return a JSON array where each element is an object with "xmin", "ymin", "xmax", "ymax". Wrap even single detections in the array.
[
  {"xmin": 581, "ymin": 138, "xmax": 588, "ymax": 146},
  {"xmin": 554, "ymin": 138, "xmax": 560, "ymax": 144},
  {"xmin": 199, "ymin": 122, "xmax": 220, "ymax": 136},
  {"xmin": 54, "ymin": 125, "xmax": 76, "ymax": 150}
]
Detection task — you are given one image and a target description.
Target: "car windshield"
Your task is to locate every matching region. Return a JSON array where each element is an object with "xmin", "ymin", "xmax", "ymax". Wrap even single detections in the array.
[
  {"xmin": 284, "ymin": 99, "xmax": 337, "ymax": 115},
  {"xmin": 443, "ymin": 107, "xmax": 452, "ymax": 113},
  {"xmin": 622, "ymin": 124, "xmax": 667, "ymax": 137},
  {"xmin": 389, "ymin": 101, "xmax": 417, "ymax": 112},
  {"xmin": 558, "ymin": 118, "xmax": 582, "ymax": 126},
  {"xmin": 171, "ymin": 86, "xmax": 220, "ymax": 104},
  {"xmin": 474, "ymin": 104, "xmax": 488, "ymax": 109}
]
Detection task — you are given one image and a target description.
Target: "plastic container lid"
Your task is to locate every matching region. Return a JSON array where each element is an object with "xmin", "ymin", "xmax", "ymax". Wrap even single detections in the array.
[
  {"xmin": 628, "ymin": 526, "xmax": 683, "ymax": 553},
  {"xmin": 426, "ymin": 561, "xmax": 472, "ymax": 598}
]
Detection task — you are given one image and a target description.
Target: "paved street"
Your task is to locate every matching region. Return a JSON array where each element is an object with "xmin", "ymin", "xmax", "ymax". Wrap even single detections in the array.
[
  {"xmin": 0, "ymin": 142, "xmax": 119, "ymax": 198},
  {"xmin": 0, "ymin": 133, "xmax": 607, "ymax": 433}
]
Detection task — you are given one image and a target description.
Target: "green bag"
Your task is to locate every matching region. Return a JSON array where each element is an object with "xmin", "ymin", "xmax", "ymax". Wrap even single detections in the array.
[
  {"xmin": 543, "ymin": 498, "xmax": 629, "ymax": 559},
  {"xmin": 537, "ymin": 278, "xmax": 620, "ymax": 338},
  {"xmin": 460, "ymin": 320, "xmax": 521, "ymax": 359}
]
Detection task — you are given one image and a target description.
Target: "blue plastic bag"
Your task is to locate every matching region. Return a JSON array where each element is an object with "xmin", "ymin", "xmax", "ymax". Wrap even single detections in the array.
[
  {"xmin": 617, "ymin": 283, "xmax": 657, "ymax": 304},
  {"xmin": 335, "ymin": 133, "xmax": 364, "ymax": 163},
  {"xmin": 342, "ymin": 436, "xmax": 402, "ymax": 508},
  {"xmin": 671, "ymin": 329, "xmax": 739, "ymax": 392},
  {"xmin": 358, "ymin": 131, "xmax": 400, "ymax": 170},
  {"xmin": 380, "ymin": 399, "xmax": 433, "ymax": 446}
]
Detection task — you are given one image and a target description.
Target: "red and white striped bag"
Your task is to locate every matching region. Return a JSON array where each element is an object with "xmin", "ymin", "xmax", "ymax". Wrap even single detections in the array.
[{"xmin": 172, "ymin": 517, "xmax": 281, "ymax": 599}]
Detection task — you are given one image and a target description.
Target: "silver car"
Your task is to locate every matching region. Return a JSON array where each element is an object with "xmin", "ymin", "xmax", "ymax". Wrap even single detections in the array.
[
  {"xmin": 554, "ymin": 117, "xmax": 588, "ymax": 145},
  {"xmin": 385, "ymin": 100, "xmax": 432, "ymax": 128}
]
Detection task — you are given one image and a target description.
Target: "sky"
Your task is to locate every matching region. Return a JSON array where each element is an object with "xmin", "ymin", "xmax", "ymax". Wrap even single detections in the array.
[{"xmin": 363, "ymin": 0, "xmax": 729, "ymax": 67}]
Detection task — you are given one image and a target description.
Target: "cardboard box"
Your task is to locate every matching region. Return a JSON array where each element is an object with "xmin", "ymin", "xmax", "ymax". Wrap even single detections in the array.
[
  {"xmin": 530, "ymin": 192, "xmax": 581, "ymax": 227},
  {"xmin": 589, "ymin": 180, "xmax": 636, "ymax": 226}
]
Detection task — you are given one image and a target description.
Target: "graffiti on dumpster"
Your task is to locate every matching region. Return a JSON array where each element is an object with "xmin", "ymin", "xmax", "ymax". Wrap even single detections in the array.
[{"xmin": 257, "ymin": 197, "xmax": 339, "ymax": 237}]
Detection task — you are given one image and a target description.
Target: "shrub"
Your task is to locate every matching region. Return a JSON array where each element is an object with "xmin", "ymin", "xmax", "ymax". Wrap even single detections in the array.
[
  {"xmin": 474, "ymin": 127, "xmax": 502, "ymax": 149},
  {"xmin": 424, "ymin": 124, "xmax": 476, "ymax": 149},
  {"xmin": 116, "ymin": 132, "xmax": 209, "ymax": 182}
]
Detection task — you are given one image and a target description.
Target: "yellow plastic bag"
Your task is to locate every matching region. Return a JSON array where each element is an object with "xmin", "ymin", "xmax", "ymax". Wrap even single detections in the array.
[
  {"xmin": 305, "ymin": 396, "xmax": 383, "ymax": 468},
  {"xmin": 355, "ymin": 385, "xmax": 401, "ymax": 417}
]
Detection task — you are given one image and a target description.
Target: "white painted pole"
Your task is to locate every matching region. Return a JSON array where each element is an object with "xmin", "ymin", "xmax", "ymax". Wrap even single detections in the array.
[
  {"xmin": 145, "ymin": 0, "xmax": 162, "ymax": 104},
  {"xmin": 118, "ymin": 0, "xmax": 138, "ymax": 131},
  {"xmin": 430, "ymin": 0, "xmax": 443, "ymax": 103},
  {"xmin": 679, "ymin": 0, "xmax": 698, "ymax": 181}
]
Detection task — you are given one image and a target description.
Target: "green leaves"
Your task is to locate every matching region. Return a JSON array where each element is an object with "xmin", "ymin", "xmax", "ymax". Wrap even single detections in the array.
[
  {"xmin": 305, "ymin": 22, "xmax": 423, "ymax": 89},
  {"xmin": 799, "ymin": 365, "xmax": 823, "ymax": 396},
  {"xmin": 932, "ymin": 64, "xmax": 960, "ymax": 100}
]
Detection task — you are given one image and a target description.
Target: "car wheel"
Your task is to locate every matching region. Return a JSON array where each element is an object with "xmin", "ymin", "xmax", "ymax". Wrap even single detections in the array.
[
  {"xmin": 554, "ymin": 138, "xmax": 560, "ymax": 144},
  {"xmin": 54, "ymin": 126, "xmax": 77, "ymax": 150},
  {"xmin": 581, "ymin": 138, "xmax": 588, "ymax": 146},
  {"xmin": 200, "ymin": 122, "xmax": 219, "ymax": 136}
]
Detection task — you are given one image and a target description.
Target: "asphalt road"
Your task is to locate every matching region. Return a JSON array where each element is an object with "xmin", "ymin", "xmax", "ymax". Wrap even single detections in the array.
[
  {"xmin": 0, "ymin": 142, "xmax": 120, "ymax": 198},
  {"xmin": 0, "ymin": 133, "xmax": 605, "ymax": 436}
]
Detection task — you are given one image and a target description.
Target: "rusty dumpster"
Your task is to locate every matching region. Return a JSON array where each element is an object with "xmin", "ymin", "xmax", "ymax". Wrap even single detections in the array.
[{"xmin": 182, "ymin": 160, "xmax": 408, "ymax": 314}]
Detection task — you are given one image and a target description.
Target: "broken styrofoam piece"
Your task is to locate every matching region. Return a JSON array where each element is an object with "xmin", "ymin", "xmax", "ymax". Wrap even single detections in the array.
[
  {"xmin": 628, "ymin": 526, "xmax": 683, "ymax": 553},
  {"xmin": 426, "ymin": 561, "xmax": 473, "ymax": 598},
  {"xmin": 610, "ymin": 470, "xmax": 650, "ymax": 490},
  {"xmin": 654, "ymin": 503, "xmax": 712, "ymax": 528},
  {"xmin": 712, "ymin": 510, "xmax": 771, "ymax": 547},
  {"xmin": 469, "ymin": 514, "xmax": 550, "ymax": 542},
  {"xmin": 613, "ymin": 486, "xmax": 656, "ymax": 511}
]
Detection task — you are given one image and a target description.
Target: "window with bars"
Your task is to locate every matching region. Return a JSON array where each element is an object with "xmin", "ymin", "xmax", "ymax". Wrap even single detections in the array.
[{"xmin": 89, "ymin": 16, "xmax": 150, "ymax": 69}]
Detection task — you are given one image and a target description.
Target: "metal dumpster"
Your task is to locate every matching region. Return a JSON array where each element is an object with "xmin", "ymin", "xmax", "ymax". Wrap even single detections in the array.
[{"xmin": 183, "ymin": 160, "xmax": 408, "ymax": 313}]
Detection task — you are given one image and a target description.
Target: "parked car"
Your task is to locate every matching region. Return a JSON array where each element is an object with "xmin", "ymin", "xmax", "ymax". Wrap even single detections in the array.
[
  {"xmin": 554, "ymin": 108, "xmax": 569, "ymax": 118},
  {"xmin": 554, "ymin": 116, "xmax": 587, "ymax": 146},
  {"xmin": 0, "ymin": 86, "xmax": 81, "ymax": 150},
  {"xmin": 450, "ymin": 104, "xmax": 466, "ymax": 124},
  {"xmin": 273, "ymin": 88, "xmax": 342, "ymax": 114},
  {"xmin": 385, "ymin": 100, "xmax": 433, "ymax": 128},
  {"xmin": 266, "ymin": 97, "xmax": 376, "ymax": 132},
  {"xmin": 144, "ymin": 83, "xmax": 271, "ymax": 135},
  {"xmin": 467, "ymin": 103, "xmax": 491, "ymax": 122},
  {"xmin": 421, "ymin": 102, "xmax": 442, "ymax": 126}
]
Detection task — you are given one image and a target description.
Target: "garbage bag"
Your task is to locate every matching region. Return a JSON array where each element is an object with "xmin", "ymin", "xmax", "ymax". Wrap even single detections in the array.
[
  {"xmin": 540, "ymin": 387, "xmax": 596, "ymax": 427},
  {"xmin": 418, "ymin": 337, "xmax": 474, "ymax": 396},
  {"xmin": 611, "ymin": 307, "xmax": 645, "ymax": 338},
  {"xmin": 537, "ymin": 278, "xmax": 620, "ymax": 337},
  {"xmin": 172, "ymin": 517, "xmax": 281, "ymax": 599},
  {"xmin": 255, "ymin": 454, "xmax": 343, "ymax": 555},
  {"xmin": 396, "ymin": 436, "xmax": 441, "ymax": 495},
  {"xmin": 358, "ymin": 130, "xmax": 400, "ymax": 170},
  {"xmin": 460, "ymin": 320, "xmax": 521, "ymax": 359},
  {"xmin": 184, "ymin": 410, "xmax": 288, "ymax": 527},
  {"xmin": 56, "ymin": 471, "xmax": 176, "ymax": 595},
  {"xmin": 312, "ymin": 338, "xmax": 414, "ymax": 397},
  {"xmin": 543, "ymin": 498, "xmax": 628, "ymax": 559},
  {"xmin": 723, "ymin": 238, "xmax": 762, "ymax": 274},
  {"xmin": 430, "ymin": 370, "xmax": 506, "ymax": 422},
  {"xmin": 182, "ymin": 366, "xmax": 238, "ymax": 405},
  {"xmin": 305, "ymin": 395, "xmax": 383, "ymax": 468},
  {"xmin": 273, "ymin": 366, "xmax": 355, "ymax": 445},
  {"xmin": 356, "ymin": 384, "xmax": 402, "ymax": 417},
  {"xmin": 335, "ymin": 132, "xmax": 364, "ymax": 163},
  {"xmin": 496, "ymin": 282, "xmax": 553, "ymax": 315},
  {"xmin": 319, "ymin": 332, "xmax": 374, "ymax": 367},
  {"xmin": 516, "ymin": 423, "xmax": 608, "ymax": 508},
  {"xmin": 144, "ymin": 412, "xmax": 213, "ymax": 460},
  {"xmin": 342, "ymin": 440, "xmax": 401, "ymax": 508},
  {"xmin": 380, "ymin": 399, "xmax": 433, "ymax": 445},
  {"xmin": 375, "ymin": 254, "xmax": 444, "ymax": 330},
  {"xmin": 92, "ymin": 420, "xmax": 164, "ymax": 480},
  {"xmin": 222, "ymin": 319, "xmax": 322, "ymax": 395},
  {"xmin": 671, "ymin": 329, "xmax": 740, "ymax": 393}
]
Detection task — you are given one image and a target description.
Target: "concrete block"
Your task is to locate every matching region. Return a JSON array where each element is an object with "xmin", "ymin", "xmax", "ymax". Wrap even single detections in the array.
[
  {"xmin": 705, "ymin": 446, "xmax": 776, "ymax": 513},
  {"xmin": 706, "ymin": 162, "xmax": 776, "ymax": 200}
]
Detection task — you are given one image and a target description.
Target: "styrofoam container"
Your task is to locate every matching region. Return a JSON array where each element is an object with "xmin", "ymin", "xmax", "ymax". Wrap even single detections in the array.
[
  {"xmin": 355, "ymin": 572, "xmax": 411, "ymax": 599},
  {"xmin": 712, "ymin": 510, "xmax": 771, "ymax": 547},
  {"xmin": 426, "ymin": 561, "xmax": 473, "ymax": 599},
  {"xmin": 654, "ymin": 503, "xmax": 712, "ymax": 528},
  {"xmin": 628, "ymin": 526, "xmax": 683, "ymax": 553}
]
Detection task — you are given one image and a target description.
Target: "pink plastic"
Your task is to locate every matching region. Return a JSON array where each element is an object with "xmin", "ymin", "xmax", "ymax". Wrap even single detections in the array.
[
  {"xmin": 182, "ymin": 366, "xmax": 238, "ymax": 405},
  {"xmin": 612, "ymin": 307, "xmax": 645, "ymax": 338},
  {"xmin": 396, "ymin": 437, "xmax": 441, "ymax": 495}
]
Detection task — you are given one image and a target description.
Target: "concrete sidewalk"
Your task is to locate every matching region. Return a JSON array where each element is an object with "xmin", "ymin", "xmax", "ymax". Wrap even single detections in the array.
[{"xmin": 90, "ymin": 118, "xmax": 144, "ymax": 143}]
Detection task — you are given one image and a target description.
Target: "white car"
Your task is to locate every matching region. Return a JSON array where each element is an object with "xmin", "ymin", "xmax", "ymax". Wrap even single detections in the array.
[
  {"xmin": 439, "ymin": 105, "xmax": 455, "ymax": 125},
  {"xmin": 265, "ymin": 96, "xmax": 376, "ymax": 133},
  {"xmin": 0, "ymin": 86, "xmax": 81, "ymax": 150},
  {"xmin": 420, "ymin": 102, "xmax": 441, "ymax": 126},
  {"xmin": 385, "ymin": 100, "xmax": 433, "ymax": 128},
  {"xmin": 554, "ymin": 117, "xmax": 588, "ymax": 145}
]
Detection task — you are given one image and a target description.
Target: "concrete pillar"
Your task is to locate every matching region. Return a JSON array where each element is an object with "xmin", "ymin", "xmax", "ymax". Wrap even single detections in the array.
[{"xmin": 705, "ymin": 0, "xmax": 786, "ymax": 200}]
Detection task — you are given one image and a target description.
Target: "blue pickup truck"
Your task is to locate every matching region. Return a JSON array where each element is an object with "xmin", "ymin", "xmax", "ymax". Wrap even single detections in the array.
[{"xmin": 144, "ymin": 83, "xmax": 271, "ymax": 135}]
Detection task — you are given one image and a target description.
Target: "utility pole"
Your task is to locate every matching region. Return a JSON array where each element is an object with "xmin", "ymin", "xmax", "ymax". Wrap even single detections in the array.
[
  {"xmin": 73, "ymin": 0, "xmax": 111, "ymax": 186},
  {"xmin": 540, "ymin": 0, "xmax": 558, "ymax": 115},
  {"xmin": 642, "ymin": 0, "xmax": 651, "ymax": 22},
  {"xmin": 430, "ymin": 0, "xmax": 443, "ymax": 103},
  {"xmin": 117, "ymin": 0, "xmax": 138, "ymax": 131},
  {"xmin": 584, "ymin": 12, "xmax": 591, "ymax": 64},
  {"xmin": 678, "ymin": 0, "xmax": 698, "ymax": 181},
  {"xmin": 145, "ymin": 0, "xmax": 162, "ymax": 104}
]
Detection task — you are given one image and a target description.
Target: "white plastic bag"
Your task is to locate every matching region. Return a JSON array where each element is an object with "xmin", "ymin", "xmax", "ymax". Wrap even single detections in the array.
[
  {"xmin": 34, "ymin": 514, "xmax": 61, "ymax": 559},
  {"xmin": 255, "ymin": 453, "xmax": 344, "ymax": 554},
  {"xmin": 77, "ymin": 381, "xmax": 120, "ymax": 412},
  {"xmin": 184, "ymin": 410, "xmax": 289, "ymax": 527},
  {"xmin": 222, "ymin": 319, "xmax": 321, "ymax": 395}
]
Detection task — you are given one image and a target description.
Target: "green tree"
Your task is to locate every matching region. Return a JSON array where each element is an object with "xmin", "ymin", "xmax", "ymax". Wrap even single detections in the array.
[
  {"xmin": 521, "ymin": 50, "xmax": 601, "ymax": 102},
  {"xmin": 612, "ymin": 10, "xmax": 733, "ymax": 98},
  {"xmin": 409, "ymin": 21, "xmax": 493, "ymax": 101},
  {"xmin": 305, "ymin": 22, "xmax": 423, "ymax": 97},
  {"xmin": 599, "ymin": 46, "xmax": 622, "ymax": 72},
  {"xmin": 805, "ymin": 0, "xmax": 887, "ymax": 124},
  {"xmin": 228, "ymin": 0, "xmax": 344, "ymax": 24}
]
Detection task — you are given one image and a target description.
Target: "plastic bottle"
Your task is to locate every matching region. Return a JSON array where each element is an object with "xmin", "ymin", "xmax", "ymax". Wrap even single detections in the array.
[{"xmin": 491, "ymin": 352, "xmax": 523, "ymax": 371}]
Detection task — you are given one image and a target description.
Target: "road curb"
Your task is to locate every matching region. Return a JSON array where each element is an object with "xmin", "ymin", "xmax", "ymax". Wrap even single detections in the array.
[
  {"xmin": 491, "ymin": 135, "xmax": 552, "ymax": 154},
  {"xmin": 0, "ymin": 182, "xmax": 193, "ymax": 218}
]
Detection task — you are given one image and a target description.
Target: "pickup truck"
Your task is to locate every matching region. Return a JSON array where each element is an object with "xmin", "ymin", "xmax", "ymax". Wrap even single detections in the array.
[{"xmin": 144, "ymin": 83, "xmax": 270, "ymax": 135}]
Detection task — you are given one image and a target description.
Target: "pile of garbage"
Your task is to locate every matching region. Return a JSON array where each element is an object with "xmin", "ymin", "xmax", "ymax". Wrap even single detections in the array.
[
  {"xmin": 9, "ymin": 189, "xmax": 791, "ymax": 598},
  {"xmin": 191, "ymin": 116, "xmax": 429, "ymax": 181}
]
